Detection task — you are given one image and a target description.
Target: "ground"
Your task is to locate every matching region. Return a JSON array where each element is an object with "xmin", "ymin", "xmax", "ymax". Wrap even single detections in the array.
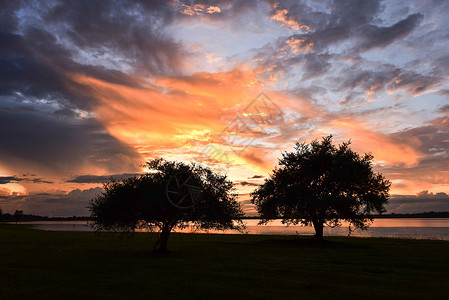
[{"xmin": 1, "ymin": 224, "xmax": 448, "ymax": 299}]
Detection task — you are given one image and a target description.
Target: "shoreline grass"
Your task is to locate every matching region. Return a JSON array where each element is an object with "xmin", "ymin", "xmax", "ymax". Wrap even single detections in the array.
[{"xmin": 1, "ymin": 224, "xmax": 449, "ymax": 299}]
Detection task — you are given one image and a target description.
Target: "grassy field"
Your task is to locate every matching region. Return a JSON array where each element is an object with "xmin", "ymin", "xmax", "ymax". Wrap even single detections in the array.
[{"xmin": 1, "ymin": 225, "xmax": 448, "ymax": 299}]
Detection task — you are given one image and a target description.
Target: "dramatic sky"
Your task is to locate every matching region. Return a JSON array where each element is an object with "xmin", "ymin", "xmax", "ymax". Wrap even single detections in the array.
[{"xmin": 1, "ymin": 0, "xmax": 449, "ymax": 216}]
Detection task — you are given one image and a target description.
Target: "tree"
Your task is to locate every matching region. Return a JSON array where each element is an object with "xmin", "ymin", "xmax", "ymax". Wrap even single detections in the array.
[
  {"xmin": 0, "ymin": 207, "xmax": 3, "ymax": 221},
  {"xmin": 251, "ymin": 136, "xmax": 390, "ymax": 240},
  {"xmin": 14, "ymin": 210, "xmax": 24, "ymax": 224},
  {"xmin": 89, "ymin": 158, "xmax": 245, "ymax": 252}
]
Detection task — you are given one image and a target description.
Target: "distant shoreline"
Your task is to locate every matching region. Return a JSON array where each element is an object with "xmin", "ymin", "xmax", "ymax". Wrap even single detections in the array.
[
  {"xmin": 241, "ymin": 212, "xmax": 449, "ymax": 219},
  {"xmin": 2, "ymin": 211, "xmax": 449, "ymax": 222}
]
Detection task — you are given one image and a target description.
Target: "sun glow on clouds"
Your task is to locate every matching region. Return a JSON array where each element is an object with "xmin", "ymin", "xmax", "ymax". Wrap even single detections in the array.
[
  {"xmin": 179, "ymin": 4, "xmax": 222, "ymax": 16},
  {"xmin": 332, "ymin": 118, "xmax": 421, "ymax": 167},
  {"xmin": 271, "ymin": 7, "xmax": 310, "ymax": 31},
  {"xmin": 69, "ymin": 67, "xmax": 277, "ymax": 173}
]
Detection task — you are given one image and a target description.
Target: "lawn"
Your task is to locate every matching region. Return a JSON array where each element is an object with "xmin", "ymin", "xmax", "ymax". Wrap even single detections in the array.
[{"xmin": 1, "ymin": 224, "xmax": 448, "ymax": 299}]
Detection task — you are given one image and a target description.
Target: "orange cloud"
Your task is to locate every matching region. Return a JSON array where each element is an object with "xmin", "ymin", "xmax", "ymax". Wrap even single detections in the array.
[
  {"xmin": 331, "ymin": 118, "xmax": 421, "ymax": 167},
  {"xmin": 0, "ymin": 186, "xmax": 12, "ymax": 196},
  {"xmin": 271, "ymin": 7, "xmax": 310, "ymax": 31},
  {"xmin": 68, "ymin": 68, "xmax": 275, "ymax": 173},
  {"xmin": 179, "ymin": 4, "xmax": 221, "ymax": 16},
  {"xmin": 285, "ymin": 37, "xmax": 314, "ymax": 54}
]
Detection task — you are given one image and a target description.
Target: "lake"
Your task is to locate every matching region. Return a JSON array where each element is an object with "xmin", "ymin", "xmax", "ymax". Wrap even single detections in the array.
[{"xmin": 17, "ymin": 218, "xmax": 449, "ymax": 240}]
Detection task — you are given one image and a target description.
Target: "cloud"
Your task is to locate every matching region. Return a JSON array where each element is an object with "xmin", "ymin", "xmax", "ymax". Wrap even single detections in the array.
[
  {"xmin": 68, "ymin": 67, "xmax": 272, "ymax": 167},
  {"xmin": 0, "ymin": 0, "xmax": 189, "ymax": 179},
  {"xmin": 176, "ymin": 0, "xmax": 260, "ymax": 22},
  {"xmin": 330, "ymin": 118, "xmax": 422, "ymax": 166},
  {"xmin": 254, "ymin": 1, "xmax": 431, "ymax": 98},
  {"xmin": 67, "ymin": 173, "xmax": 143, "ymax": 184},
  {"xmin": 0, "ymin": 176, "xmax": 53, "ymax": 184},
  {"xmin": 179, "ymin": 3, "xmax": 222, "ymax": 16},
  {"xmin": 354, "ymin": 13, "xmax": 423, "ymax": 53},
  {"xmin": 377, "ymin": 113, "xmax": 449, "ymax": 192},
  {"xmin": 268, "ymin": 0, "xmax": 328, "ymax": 31},
  {"xmin": 0, "ymin": 176, "xmax": 18, "ymax": 185},
  {"xmin": 0, "ymin": 106, "xmax": 142, "ymax": 177},
  {"xmin": 0, "ymin": 186, "xmax": 11, "ymax": 196},
  {"xmin": 439, "ymin": 104, "xmax": 449, "ymax": 113},
  {"xmin": 387, "ymin": 191, "xmax": 449, "ymax": 213},
  {"xmin": 236, "ymin": 181, "xmax": 260, "ymax": 187},
  {"xmin": 0, "ymin": 187, "xmax": 103, "ymax": 216},
  {"xmin": 249, "ymin": 175, "xmax": 264, "ymax": 179},
  {"xmin": 44, "ymin": 0, "xmax": 186, "ymax": 75},
  {"xmin": 267, "ymin": 0, "xmax": 422, "ymax": 54}
]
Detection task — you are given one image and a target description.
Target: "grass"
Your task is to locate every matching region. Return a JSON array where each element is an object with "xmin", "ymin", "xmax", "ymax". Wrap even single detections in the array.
[{"xmin": 1, "ymin": 224, "xmax": 449, "ymax": 299}]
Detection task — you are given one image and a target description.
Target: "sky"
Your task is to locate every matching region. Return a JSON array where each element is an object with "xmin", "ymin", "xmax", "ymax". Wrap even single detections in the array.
[{"xmin": 1, "ymin": 0, "xmax": 449, "ymax": 216}]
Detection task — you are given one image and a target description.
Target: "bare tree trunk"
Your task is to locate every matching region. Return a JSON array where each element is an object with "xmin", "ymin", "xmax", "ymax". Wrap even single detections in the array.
[
  {"xmin": 159, "ymin": 226, "xmax": 171, "ymax": 252},
  {"xmin": 312, "ymin": 219, "xmax": 324, "ymax": 240},
  {"xmin": 153, "ymin": 224, "xmax": 171, "ymax": 253}
]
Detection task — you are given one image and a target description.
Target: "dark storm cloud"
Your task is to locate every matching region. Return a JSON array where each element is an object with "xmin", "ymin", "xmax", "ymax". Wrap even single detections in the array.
[
  {"xmin": 0, "ymin": 176, "xmax": 53, "ymax": 184},
  {"xmin": 249, "ymin": 175, "xmax": 264, "ymax": 179},
  {"xmin": 236, "ymin": 181, "xmax": 260, "ymax": 187},
  {"xmin": 387, "ymin": 191, "xmax": 449, "ymax": 213},
  {"xmin": 67, "ymin": 173, "xmax": 143, "ymax": 184},
  {"xmin": 388, "ymin": 70, "xmax": 442, "ymax": 96},
  {"xmin": 0, "ymin": 106, "xmax": 142, "ymax": 175},
  {"xmin": 333, "ymin": 62, "xmax": 443, "ymax": 102},
  {"xmin": 0, "ymin": 187, "xmax": 104, "ymax": 216},
  {"xmin": 0, "ymin": 0, "xmax": 185, "ymax": 103},
  {"xmin": 335, "ymin": 64, "xmax": 399, "ymax": 94},
  {"xmin": 44, "ymin": 0, "xmax": 184, "ymax": 75},
  {"xmin": 302, "ymin": 53, "xmax": 331, "ymax": 78},
  {"xmin": 354, "ymin": 13, "xmax": 423, "ymax": 53},
  {"xmin": 0, "ymin": 177, "xmax": 18, "ymax": 184},
  {"xmin": 0, "ymin": 0, "xmax": 189, "ymax": 176}
]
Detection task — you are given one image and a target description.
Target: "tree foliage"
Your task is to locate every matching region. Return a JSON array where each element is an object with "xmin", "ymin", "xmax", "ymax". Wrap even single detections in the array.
[
  {"xmin": 89, "ymin": 158, "xmax": 244, "ymax": 252},
  {"xmin": 251, "ymin": 136, "xmax": 390, "ymax": 239}
]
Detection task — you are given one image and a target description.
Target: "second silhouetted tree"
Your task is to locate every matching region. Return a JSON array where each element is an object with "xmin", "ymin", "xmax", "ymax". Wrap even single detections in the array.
[{"xmin": 251, "ymin": 136, "xmax": 390, "ymax": 240}]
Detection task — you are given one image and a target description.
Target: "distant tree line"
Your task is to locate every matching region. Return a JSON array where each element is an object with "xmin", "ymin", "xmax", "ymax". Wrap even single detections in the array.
[
  {"xmin": 0, "ymin": 212, "xmax": 90, "ymax": 223},
  {"xmin": 374, "ymin": 212, "xmax": 449, "ymax": 218},
  {"xmin": 239, "ymin": 212, "xmax": 449, "ymax": 219}
]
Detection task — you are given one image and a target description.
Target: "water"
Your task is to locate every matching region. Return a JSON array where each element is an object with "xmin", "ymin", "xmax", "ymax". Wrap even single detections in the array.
[{"xmin": 18, "ymin": 218, "xmax": 449, "ymax": 240}]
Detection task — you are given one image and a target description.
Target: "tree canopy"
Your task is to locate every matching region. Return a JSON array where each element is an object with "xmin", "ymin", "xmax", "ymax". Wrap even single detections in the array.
[
  {"xmin": 89, "ymin": 158, "xmax": 244, "ymax": 252},
  {"xmin": 251, "ymin": 136, "xmax": 390, "ymax": 239}
]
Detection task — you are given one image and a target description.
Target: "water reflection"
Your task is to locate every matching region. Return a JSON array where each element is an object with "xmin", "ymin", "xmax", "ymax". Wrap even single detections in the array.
[{"xmin": 18, "ymin": 218, "xmax": 449, "ymax": 240}]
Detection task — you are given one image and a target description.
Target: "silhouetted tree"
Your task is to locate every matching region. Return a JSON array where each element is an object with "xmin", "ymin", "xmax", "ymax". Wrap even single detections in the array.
[
  {"xmin": 251, "ymin": 136, "xmax": 390, "ymax": 240},
  {"xmin": 90, "ymin": 158, "xmax": 245, "ymax": 252},
  {"xmin": 14, "ymin": 210, "xmax": 24, "ymax": 224},
  {"xmin": 0, "ymin": 207, "xmax": 3, "ymax": 221}
]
